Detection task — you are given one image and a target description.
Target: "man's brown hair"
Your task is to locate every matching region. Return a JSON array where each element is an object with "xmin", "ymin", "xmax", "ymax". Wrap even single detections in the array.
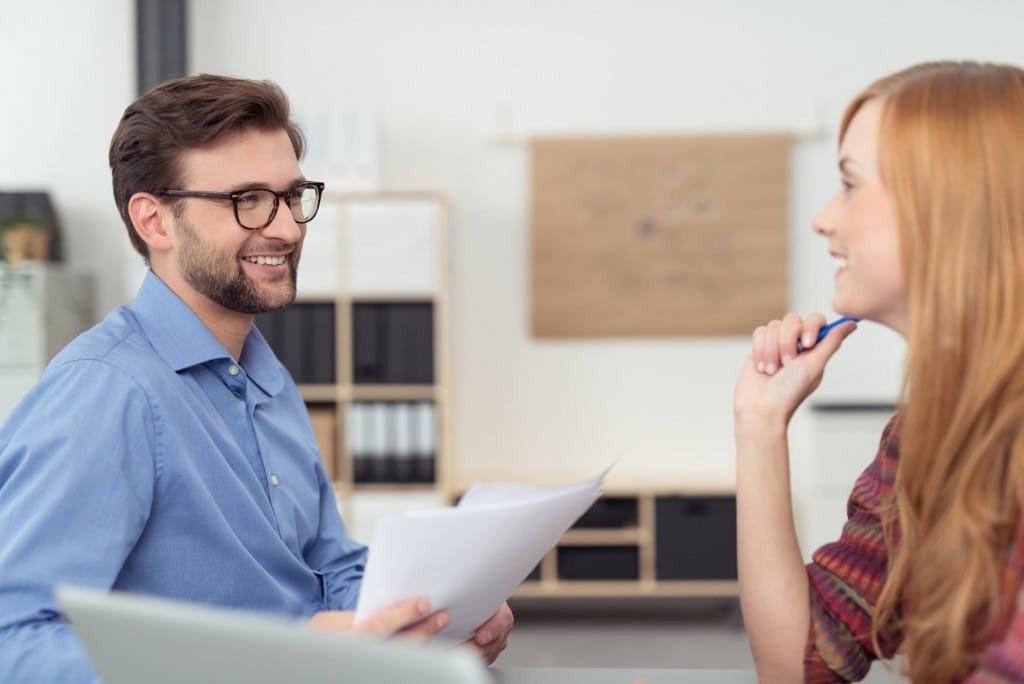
[{"xmin": 108, "ymin": 74, "xmax": 305, "ymax": 259}]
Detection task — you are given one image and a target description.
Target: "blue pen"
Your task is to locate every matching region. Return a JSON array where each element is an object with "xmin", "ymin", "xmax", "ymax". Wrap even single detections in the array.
[{"xmin": 795, "ymin": 316, "xmax": 860, "ymax": 353}]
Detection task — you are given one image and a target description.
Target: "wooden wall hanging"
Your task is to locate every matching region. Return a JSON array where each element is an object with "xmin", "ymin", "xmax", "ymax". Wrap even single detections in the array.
[{"xmin": 531, "ymin": 134, "xmax": 789, "ymax": 337}]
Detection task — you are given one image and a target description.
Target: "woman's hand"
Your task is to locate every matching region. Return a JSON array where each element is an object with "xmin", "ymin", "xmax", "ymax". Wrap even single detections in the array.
[
  {"xmin": 733, "ymin": 313, "xmax": 856, "ymax": 682},
  {"xmin": 734, "ymin": 313, "xmax": 857, "ymax": 430}
]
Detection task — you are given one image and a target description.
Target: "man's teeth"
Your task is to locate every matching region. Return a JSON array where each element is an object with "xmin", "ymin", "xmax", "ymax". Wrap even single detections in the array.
[
  {"xmin": 833, "ymin": 255, "xmax": 849, "ymax": 269},
  {"xmin": 243, "ymin": 255, "xmax": 286, "ymax": 266}
]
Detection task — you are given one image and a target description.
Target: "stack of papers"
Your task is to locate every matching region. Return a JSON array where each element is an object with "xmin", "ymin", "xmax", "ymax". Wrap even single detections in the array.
[{"xmin": 354, "ymin": 468, "xmax": 609, "ymax": 640}]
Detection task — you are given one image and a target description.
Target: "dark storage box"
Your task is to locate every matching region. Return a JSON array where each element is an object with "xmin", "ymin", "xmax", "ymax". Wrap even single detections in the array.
[
  {"xmin": 353, "ymin": 302, "xmax": 434, "ymax": 384},
  {"xmin": 573, "ymin": 497, "xmax": 638, "ymax": 529},
  {"xmin": 256, "ymin": 303, "xmax": 336, "ymax": 384},
  {"xmin": 557, "ymin": 546, "xmax": 639, "ymax": 581},
  {"xmin": 655, "ymin": 496, "xmax": 736, "ymax": 580}
]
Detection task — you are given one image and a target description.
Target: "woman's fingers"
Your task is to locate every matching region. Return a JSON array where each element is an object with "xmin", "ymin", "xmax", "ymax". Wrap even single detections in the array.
[{"xmin": 752, "ymin": 313, "xmax": 834, "ymax": 375}]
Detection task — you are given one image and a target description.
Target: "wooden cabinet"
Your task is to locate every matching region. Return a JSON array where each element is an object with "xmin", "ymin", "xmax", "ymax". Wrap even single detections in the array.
[{"xmin": 448, "ymin": 484, "xmax": 738, "ymax": 600}]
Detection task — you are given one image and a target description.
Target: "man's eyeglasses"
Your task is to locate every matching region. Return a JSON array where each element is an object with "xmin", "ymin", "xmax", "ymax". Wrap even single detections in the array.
[{"xmin": 155, "ymin": 181, "xmax": 325, "ymax": 230}]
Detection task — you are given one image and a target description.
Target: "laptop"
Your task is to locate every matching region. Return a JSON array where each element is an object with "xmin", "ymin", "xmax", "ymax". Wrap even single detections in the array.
[{"xmin": 57, "ymin": 585, "xmax": 491, "ymax": 684}]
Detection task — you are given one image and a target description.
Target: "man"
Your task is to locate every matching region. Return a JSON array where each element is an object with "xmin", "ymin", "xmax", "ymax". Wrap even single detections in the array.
[{"xmin": 0, "ymin": 74, "xmax": 512, "ymax": 683}]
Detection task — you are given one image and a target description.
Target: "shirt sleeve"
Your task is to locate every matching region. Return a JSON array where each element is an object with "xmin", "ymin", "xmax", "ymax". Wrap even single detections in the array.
[
  {"xmin": 804, "ymin": 414, "xmax": 903, "ymax": 683},
  {"xmin": 303, "ymin": 461, "xmax": 367, "ymax": 611},
  {"xmin": 0, "ymin": 359, "xmax": 158, "ymax": 683}
]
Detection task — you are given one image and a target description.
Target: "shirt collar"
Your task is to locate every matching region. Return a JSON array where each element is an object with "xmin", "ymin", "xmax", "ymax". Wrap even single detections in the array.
[
  {"xmin": 130, "ymin": 271, "xmax": 284, "ymax": 397},
  {"xmin": 239, "ymin": 324, "xmax": 284, "ymax": 397}
]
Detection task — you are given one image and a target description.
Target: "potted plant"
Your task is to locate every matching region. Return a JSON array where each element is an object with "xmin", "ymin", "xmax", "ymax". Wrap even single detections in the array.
[{"xmin": 0, "ymin": 192, "xmax": 61, "ymax": 265}]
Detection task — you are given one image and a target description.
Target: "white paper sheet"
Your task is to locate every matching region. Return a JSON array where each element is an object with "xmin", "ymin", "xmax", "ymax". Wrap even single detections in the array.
[{"xmin": 353, "ymin": 467, "xmax": 610, "ymax": 640}]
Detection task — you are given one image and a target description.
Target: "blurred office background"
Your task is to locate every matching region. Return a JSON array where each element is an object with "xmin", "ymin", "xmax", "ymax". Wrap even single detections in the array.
[{"xmin": 4, "ymin": 2, "xmax": 1023, "ymax": 680}]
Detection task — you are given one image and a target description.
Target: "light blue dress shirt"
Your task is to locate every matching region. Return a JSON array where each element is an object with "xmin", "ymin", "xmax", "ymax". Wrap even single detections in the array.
[{"xmin": 0, "ymin": 271, "xmax": 366, "ymax": 683}]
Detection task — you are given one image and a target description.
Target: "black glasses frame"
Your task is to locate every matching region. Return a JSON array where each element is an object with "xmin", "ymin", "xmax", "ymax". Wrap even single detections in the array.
[{"xmin": 155, "ymin": 181, "xmax": 326, "ymax": 230}]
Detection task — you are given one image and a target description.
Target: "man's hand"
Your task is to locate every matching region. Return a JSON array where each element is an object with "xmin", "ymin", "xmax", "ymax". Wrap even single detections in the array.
[
  {"xmin": 466, "ymin": 602, "xmax": 513, "ymax": 664},
  {"xmin": 310, "ymin": 598, "xmax": 512, "ymax": 664},
  {"xmin": 308, "ymin": 597, "xmax": 449, "ymax": 638}
]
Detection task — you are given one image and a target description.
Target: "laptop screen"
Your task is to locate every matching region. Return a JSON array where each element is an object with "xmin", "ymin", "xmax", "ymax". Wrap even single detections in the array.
[{"xmin": 57, "ymin": 585, "xmax": 490, "ymax": 684}]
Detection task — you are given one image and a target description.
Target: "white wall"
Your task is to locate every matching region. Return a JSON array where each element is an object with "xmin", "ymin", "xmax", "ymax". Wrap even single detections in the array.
[
  {"xmin": 0, "ymin": 0, "xmax": 135, "ymax": 313},
  {"xmin": 186, "ymin": 0, "xmax": 1024, "ymax": 498},
  {"xmin": 7, "ymin": 2, "xmax": 1024, "ymax": 550}
]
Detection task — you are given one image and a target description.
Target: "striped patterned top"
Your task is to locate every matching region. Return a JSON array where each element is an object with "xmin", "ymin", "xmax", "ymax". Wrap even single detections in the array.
[{"xmin": 803, "ymin": 413, "xmax": 1024, "ymax": 682}]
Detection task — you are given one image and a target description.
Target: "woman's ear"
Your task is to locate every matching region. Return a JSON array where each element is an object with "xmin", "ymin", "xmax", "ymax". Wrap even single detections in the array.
[{"xmin": 128, "ymin": 192, "xmax": 173, "ymax": 253}]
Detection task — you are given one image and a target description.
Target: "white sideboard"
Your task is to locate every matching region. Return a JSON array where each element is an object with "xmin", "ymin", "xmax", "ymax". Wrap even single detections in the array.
[{"xmin": 0, "ymin": 263, "xmax": 94, "ymax": 423}]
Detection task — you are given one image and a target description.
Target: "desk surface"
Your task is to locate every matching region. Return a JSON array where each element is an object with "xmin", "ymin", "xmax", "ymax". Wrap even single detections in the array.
[{"xmin": 492, "ymin": 667, "xmax": 757, "ymax": 684}]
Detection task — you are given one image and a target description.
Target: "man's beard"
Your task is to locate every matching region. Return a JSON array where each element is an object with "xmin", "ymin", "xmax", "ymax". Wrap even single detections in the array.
[{"xmin": 176, "ymin": 218, "xmax": 298, "ymax": 314}]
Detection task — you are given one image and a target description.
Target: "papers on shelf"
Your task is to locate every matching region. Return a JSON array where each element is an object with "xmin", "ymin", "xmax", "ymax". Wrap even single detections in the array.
[
  {"xmin": 354, "ymin": 466, "xmax": 611, "ymax": 640},
  {"xmin": 345, "ymin": 200, "xmax": 439, "ymax": 296},
  {"xmin": 293, "ymin": 107, "xmax": 380, "ymax": 193}
]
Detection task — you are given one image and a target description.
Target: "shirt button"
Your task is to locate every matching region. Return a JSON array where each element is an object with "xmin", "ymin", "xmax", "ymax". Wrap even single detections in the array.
[
  {"xmin": 270, "ymin": 474, "xmax": 279, "ymax": 486},
  {"xmin": 228, "ymin": 365, "xmax": 240, "ymax": 376}
]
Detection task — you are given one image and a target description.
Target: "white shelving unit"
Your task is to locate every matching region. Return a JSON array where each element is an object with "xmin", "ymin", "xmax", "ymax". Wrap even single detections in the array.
[{"xmin": 264, "ymin": 192, "xmax": 450, "ymax": 545}]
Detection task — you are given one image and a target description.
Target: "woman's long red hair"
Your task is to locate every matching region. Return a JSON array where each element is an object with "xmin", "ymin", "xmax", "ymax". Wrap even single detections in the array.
[{"xmin": 846, "ymin": 61, "xmax": 1024, "ymax": 681}]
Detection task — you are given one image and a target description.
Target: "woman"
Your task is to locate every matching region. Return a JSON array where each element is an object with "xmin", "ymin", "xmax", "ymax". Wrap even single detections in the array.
[{"xmin": 735, "ymin": 61, "xmax": 1024, "ymax": 682}]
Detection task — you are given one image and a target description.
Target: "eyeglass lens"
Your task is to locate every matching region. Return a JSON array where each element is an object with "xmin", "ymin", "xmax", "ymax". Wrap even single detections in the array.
[{"xmin": 236, "ymin": 184, "xmax": 320, "ymax": 229}]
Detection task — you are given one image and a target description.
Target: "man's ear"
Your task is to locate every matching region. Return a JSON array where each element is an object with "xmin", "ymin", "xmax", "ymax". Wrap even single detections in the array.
[{"xmin": 128, "ymin": 192, "xmax": 173, "ymax": 253}]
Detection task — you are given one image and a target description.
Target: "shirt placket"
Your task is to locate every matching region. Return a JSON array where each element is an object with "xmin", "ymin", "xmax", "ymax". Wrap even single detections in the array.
[{"xmin": 218, "ymin": 361, "xmax": 273, "ymax": 503}]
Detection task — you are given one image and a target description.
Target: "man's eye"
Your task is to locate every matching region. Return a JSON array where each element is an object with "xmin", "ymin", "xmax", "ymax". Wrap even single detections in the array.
[{"xmin": 236, "ymin": 192, "xmax": 263, "ymax": 208}]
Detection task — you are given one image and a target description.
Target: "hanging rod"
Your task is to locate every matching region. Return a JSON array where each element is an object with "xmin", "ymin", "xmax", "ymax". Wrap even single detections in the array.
[{"xmin": 487, "ymin": 124, "xmax": 831, "ymax": 147}]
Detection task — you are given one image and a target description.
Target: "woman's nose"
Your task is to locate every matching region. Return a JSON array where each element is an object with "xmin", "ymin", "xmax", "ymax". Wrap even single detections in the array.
[{"xmin": 811, "ymin": 199, "xmax": 837, "ymax": 236}]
